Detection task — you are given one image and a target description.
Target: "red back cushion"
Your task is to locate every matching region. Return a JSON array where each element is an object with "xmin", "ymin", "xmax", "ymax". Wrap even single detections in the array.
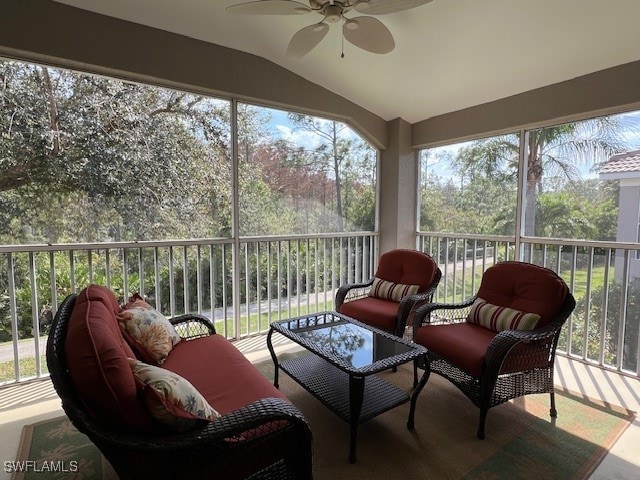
[
  {"xmin": 65, "ymin": 284, "xmax": 155, "ymax": 430},
  {"xmin": 475, "ymin": 262, "xmax": 568, "ymax": 327},
  {"xmin": 375, "ymin": 249, "xmax": 437, "ymax": 293}
]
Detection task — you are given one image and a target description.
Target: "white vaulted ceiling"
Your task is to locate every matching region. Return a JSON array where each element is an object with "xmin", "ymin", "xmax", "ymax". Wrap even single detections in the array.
[{"xmin": 53, "ymin": 0, "xmax": 640, "ymax": 124}]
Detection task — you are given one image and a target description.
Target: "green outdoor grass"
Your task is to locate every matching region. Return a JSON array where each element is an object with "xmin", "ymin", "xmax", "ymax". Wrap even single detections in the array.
[
  {"xmin": 209, "ymin": 299, "xmax": 334, "ymax": 337},
  {"xmin": 435, "ymin": 265, "xmax": 607, "ymax": 304},
  {"xmin": 570, "ymin": 265, "xmax": 606, "ymax": 297},
  {"xmin": 0, "ymin": 357, "xmax": 48, "ymax": 383}
]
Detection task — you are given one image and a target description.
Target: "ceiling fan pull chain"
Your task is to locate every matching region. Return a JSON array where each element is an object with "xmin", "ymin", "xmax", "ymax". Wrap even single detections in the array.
[{"xmin": 341, "ymin": 21, "xmax": 345, "ymax": 58}]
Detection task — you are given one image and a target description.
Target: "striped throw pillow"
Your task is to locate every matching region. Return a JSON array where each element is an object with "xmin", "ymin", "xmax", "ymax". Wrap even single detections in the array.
[
  {"xmin": 369, "ymin": 277, "xmax": 420, "ymax": 302},
  {"xmin": 467, "ymin": 297, "xmax": 541, "ymax": 332}
]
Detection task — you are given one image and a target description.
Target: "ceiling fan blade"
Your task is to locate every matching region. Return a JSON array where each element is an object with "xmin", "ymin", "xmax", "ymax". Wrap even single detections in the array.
[
  {"xmin": 286, "ymin": 23, "xmax": 330, "ymax": 59},
  {"xmin": 226, "ymin": 0, "xmax": 311, "ymax": 15},
  {"xmin": 342, "ymin": 16, "xmax": 395, "ymax": 54},
  {"xmin": 354, "ymin": 0, "xmax": 433, "ymax": 15}
]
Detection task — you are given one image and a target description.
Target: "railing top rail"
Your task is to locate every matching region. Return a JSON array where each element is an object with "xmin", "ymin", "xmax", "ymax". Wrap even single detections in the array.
[
  {"xmin": 0, "ymin": 232, "xmax": 378, "ymax": 254},
  {"xmin": 520, "ymin": 236, "xmax": 640, "ymax": 250},
  {"xmin": 0, "ymin": 238, "xmax": 232, "ymax": 254},
  {"xmin": 418, "ymin": 232, "xmax": 640, "ymax": 251},
  {"xmin": 418, "ymin": 232, "xmax": 514, "ymax": 242},
  {"xmin": 240, "ymin": 232, "xmax": 378, "ymax": 243}
]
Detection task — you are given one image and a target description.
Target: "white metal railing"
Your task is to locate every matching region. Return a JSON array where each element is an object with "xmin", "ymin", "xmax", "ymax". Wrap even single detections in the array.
[
  {"xmin": 418, "ymin": 232, "xmax": 640, "ymax": 378},
  {"xmin": 0, "ymin": 232, "xmax": 377, "ymax": 384},
  {"xmin": 5, "ymin": 230, "xmax": 637, "ymax": 384}
]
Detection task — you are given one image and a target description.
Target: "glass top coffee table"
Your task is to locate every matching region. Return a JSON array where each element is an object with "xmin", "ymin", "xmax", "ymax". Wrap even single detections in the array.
[{"xmin": 267, "ymin": 311, "xmax": 430, "ymax": 463}]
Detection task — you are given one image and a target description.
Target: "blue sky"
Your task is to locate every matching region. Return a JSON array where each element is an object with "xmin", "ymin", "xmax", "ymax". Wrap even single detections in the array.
[
  {"xmin": 423, "ymin": 110, "xmax": 640, "ymax": 182},
  {"xmin": 262, "ymin": 103, "xmax": 640, "ymax": 183},
  {"xmin": 265, "ymin": 105, "xmax": 367, "ymax": 149}
]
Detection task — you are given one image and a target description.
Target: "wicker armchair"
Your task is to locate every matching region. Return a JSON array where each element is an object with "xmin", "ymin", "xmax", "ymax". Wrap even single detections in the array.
[
  {"xmin": 412, "ymin": 261, "xmax": 575, "ymax": 439},
  {"xmin": 335, "ymin": 249, "xmax": 441, "ymax": 338},
  {"xmin": 46, "ymin": 293, "xmax": 313, "ymax": 480}
]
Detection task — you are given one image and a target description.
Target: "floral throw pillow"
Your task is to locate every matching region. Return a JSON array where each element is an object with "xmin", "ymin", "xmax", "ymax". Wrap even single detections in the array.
[
  {"xmin": 117, "ymin": 294, "xmax": 181, "ymax": 365},
  {"xmin": 466, "ymin": 297, "xmax": 541, "ymax": 332},
  {"xmin": 369, "ymin": 277, "xmax": 420, "ymax": 302},
  {"xmin": 129, "ymin": 359, "xmax": 220, "ymax": 431}
]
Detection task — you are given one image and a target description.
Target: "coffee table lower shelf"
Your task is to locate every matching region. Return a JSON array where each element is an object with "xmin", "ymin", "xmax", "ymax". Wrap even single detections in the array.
[{"xmin": 279, "ymin": 354, "xmax": 409, "ymax": 424}]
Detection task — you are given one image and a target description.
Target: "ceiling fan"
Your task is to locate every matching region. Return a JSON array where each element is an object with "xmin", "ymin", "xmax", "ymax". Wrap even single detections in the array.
[{"xmin": 226, "ymin": 0, "xmax": 433, "ymax": 58}]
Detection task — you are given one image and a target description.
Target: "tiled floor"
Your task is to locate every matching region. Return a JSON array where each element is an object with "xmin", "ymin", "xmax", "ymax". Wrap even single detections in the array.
[
  {"xmin": 1, "ymin": 336, "xmax": 638, "ymax": 480},
  {"xmin": 553, "ymin": 355, "xmax": 640, "ymax": 480}
]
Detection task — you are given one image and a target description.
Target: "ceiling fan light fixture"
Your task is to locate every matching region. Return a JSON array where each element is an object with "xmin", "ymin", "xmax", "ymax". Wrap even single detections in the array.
[
  {"xmin": 353, "ymin": 0, "xmax": 371, "ymax": 11},
  {"xmin": 344, "ymin": 19, "xmax": 359, "ymax": 30}
]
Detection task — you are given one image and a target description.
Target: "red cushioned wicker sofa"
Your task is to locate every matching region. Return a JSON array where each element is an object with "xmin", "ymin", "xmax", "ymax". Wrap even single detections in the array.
[{"xmin": 46, "ymin": 284, "xmax": 313, "ymax": 480}]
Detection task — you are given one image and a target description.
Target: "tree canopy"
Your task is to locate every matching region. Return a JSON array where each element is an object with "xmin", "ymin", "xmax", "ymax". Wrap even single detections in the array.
[
  {"xmin": 0, "ymin": 60, "xmax": 376, "ymax": 245},
  {"xmin": 420, "ymin": 119, "xmax": 632, "ymax": 242}
]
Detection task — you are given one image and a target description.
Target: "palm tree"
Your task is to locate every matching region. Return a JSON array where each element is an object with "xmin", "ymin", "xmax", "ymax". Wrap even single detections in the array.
[
  {"xmin": 454, "ymin": 116, "xmax": 628, "ymax": 237},
  {"xmin": 523, "ymin": 118, "xmax": 627, "ymax": 236}
]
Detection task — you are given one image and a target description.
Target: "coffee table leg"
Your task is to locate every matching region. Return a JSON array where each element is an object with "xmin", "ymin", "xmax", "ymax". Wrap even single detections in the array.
[
  {"xmin": 407, "ymin": 356, "xmax": 430, "ymax": 430},
  {"xmin": 266, "ymin": 328, "xmax": 280, "ymax": 388},
  {"xmin": 348, "ymin": 375, "xmax": 365, "ymax": 463}
]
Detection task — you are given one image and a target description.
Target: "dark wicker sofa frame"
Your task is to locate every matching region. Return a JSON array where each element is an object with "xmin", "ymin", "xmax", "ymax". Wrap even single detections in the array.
[
  {"xmin": 46, "ymin": 294, "xmax": 313, "ymax": 480},
  {"xmin": 413, "ymin": 291, "xmax": 576, "ymax": 439}
]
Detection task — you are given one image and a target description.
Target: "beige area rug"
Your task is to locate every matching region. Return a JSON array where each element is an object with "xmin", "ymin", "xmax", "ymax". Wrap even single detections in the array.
[
  {"xmin": 269, "ymin": 362, "xmax": 634, "ymax": 480},
  {"xmin": 14, "ymin": 361, "xmax": 634, "ymax": 480}
]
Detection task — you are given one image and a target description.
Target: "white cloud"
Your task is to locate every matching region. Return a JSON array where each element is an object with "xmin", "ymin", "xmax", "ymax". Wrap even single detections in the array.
[{"xmin": 274, "ymin": 124, "xmax": 325, "ymax": 150}]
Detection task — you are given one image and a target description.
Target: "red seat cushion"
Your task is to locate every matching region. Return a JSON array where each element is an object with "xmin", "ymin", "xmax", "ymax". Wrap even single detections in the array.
[
  {"xmin": 338, "ymin": 296, "xmax": 399, "ymax": 333},
  {"xmin": 162, "ymin": 335, "xmax": 287, "ymax": 415},
  {"xmin": 163, "ymin": 336, "xmax": 295, "ymax": 480},
  {"xmin": 415, "ymin": 322, "xmax": 496, "ymax": 377},
  {"xmin": 375, "ymin": 249, "xmax": 437, "ymax": 293},
  {"xmin": 65, "ymin": 285, "xmax": 156, "ymax": 430},
  {"xmin": 476, "ymin": 261, "xmax": 568, "ymax": 327}
]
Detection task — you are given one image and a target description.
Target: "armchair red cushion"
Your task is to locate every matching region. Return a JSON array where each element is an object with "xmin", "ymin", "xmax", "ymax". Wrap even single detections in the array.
[
  {"xmin": 338, "ymin": 296, "xmax": 399, "ymax": 332},
  {"xmin": 375, "ymin": 249, "xmax": 438, "ymax": 292},
  {"xmin": 415, "ymin": 322, "xmax": 495, "ymax": 377},
  {"xmin": 475, "ymin": 261, "xmax": 568, "ymax": 327}
]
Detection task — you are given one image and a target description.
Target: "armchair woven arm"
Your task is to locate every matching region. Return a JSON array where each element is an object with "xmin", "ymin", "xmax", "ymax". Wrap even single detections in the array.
[
  {"xmin": 478, "ymin": 296, "xmax": 574, "ymax": 430},
  {"xmin": 485, "ymin": 292, "xmax": 575, "ymax": 377},
  {"xmin": 412, "ymin": 297, "xmax": 476, "ymax": 337},
  {"xmin": 483, "ymin": 326, "xmax": 555, "ymax": 371},
  {"xmin": 484, "ymin": 312, "xmax": 569, "ymax": 376},
  {"xmin": 170, "ymin": 313, "xmax": 216, "ymax": 338},
  {"xmin": 335, "ymin": 278, "xmax": 374, "ymax": 308},
  {"xmin": 396, "ymin": 269, "xmax": 442, "ymax": 335}
]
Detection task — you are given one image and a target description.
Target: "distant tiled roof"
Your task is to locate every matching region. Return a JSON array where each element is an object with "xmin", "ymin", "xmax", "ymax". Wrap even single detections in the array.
[{"xmin": 599, "ymin": 150, "xmax": 640, "ymax": 178}]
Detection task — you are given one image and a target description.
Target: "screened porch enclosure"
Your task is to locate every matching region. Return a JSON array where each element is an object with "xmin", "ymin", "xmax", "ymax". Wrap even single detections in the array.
[{"xmin": 1, "ymin": 10, "xmax": 640, "ymax": 388}]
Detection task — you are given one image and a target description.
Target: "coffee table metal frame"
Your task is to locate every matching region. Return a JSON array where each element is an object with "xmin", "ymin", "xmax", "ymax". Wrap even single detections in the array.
[{"xmin": 267, "ymin": 311, "xmax": 430, "ymax": 463}]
